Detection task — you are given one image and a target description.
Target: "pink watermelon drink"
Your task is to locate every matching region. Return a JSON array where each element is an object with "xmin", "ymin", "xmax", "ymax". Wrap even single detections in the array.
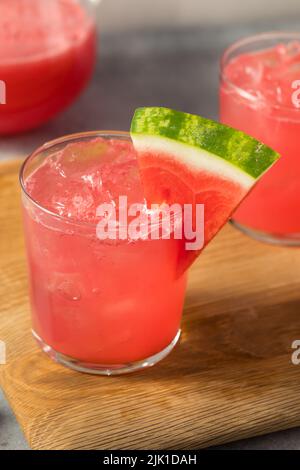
[
  {"xmin": 21, "ymin": 132, "xmax": 188, "ymax": 374},
  {"xmin": 21, "ymin": 112, "xmax": 279, "ymax": 375},
  {"xmin": 220, "ymin": 33, "xmax": 300, "ymax": 243},
  {"xmin": 0, "ymin": 0, "xmax": 96, "ymax": 135}
]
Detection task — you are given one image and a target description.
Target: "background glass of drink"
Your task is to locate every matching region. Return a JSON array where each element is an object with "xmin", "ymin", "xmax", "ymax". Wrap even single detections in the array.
[
  {"xmin": 220, "ymin": 32, "xmax": 300, "ymax": 245},
  {"xmin": 20, "ymin": 131, "xmax": 187, "ymax": 375},
  {"xmin": 0, "ymin": 0, "xmax": 98, "ymax": 135}
]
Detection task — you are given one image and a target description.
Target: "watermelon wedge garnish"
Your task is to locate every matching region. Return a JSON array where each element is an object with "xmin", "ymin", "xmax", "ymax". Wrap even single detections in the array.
[{"xmin": 130, "ymin": 107, "xmax": 280, "ymax": 272}]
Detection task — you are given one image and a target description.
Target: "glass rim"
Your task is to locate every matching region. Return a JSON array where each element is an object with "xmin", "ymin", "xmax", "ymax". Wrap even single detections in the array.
[
  {"xmin": 19, "ymin": 130, "xmax": 182, "ymax": 231},
  {"xmin": 220, "ymin": 30, "xmax": 300, "ymax": 113}
]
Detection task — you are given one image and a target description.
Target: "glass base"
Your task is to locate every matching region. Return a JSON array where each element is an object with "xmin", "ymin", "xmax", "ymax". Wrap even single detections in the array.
[
  {"xmin": 32, "ymin": 329, "xmax": 181, "ymax": 376},
  {"xmin": 231, "ymin": 219, "xmax": 300, "ymax": 247}
]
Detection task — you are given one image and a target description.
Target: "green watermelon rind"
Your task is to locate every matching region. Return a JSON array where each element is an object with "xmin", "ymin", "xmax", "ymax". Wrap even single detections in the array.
[
  {"xmin": 131, "ymin": 134, "xmax": 255, "ymax": 189},
  {"xmin": 130, "ymin": 107, "xmax": 280, "ymax": 180}
]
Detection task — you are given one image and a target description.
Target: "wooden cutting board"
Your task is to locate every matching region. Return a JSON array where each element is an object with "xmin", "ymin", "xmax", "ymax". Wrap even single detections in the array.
[{"xmin": 1, "ymin": 159, "xmax": 300, "ymax": 450}]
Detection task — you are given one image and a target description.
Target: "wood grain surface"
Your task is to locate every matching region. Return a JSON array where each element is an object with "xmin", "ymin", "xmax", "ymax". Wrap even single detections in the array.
[{"xmin": 1, "ymin": 159, "xmax": 300, "ymax": 450}]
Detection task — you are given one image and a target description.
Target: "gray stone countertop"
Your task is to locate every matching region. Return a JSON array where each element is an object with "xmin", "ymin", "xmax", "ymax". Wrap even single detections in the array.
[{"xmin": 1, "ymin": 19, "xmax": 300, "ymax": 450}]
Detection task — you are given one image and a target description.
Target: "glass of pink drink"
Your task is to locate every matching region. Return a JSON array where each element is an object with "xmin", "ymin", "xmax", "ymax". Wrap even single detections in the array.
[
  {"xmin": 0, "ymin": 0, "xmax": 97, "ymax": 135},
  {"xmin": 220, "ymin": 32, "xmax": 300, "ymax": 244},
  {"xmin": 20, "ymin": 132, "xmax": 187, "ymax": 375}
]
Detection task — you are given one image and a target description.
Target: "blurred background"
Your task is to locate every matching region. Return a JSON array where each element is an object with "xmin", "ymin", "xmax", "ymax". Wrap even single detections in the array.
[
  {"xmin": 99, "ymin": 0, "xmax": 300, "ymax": 32},
  {"xmin": 1, "ymin": 0, "xmax": 300, "ymax": 160}
]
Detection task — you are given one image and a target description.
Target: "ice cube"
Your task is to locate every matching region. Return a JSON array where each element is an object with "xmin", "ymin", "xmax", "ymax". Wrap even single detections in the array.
[
  {"xmin": 51, "ymin": 181, "xmax": 95, "ymax": 221},
  {"xmin": 283, "ymin": 41, "xmax": 300, "ymax": 63},
  {"xmin": 103, "ymin": 162, "xmax": 144, "ymax": 208},
  {"xmin": 226, "ymin": 54, "xmax": 263, "ymax": 88},
  {"xmin": 56, "ymin": 139, "xmax": 109, "ymax": 180}
]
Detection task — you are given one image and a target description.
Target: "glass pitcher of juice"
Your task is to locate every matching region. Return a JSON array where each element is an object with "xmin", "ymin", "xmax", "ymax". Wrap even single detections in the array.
[{"xmin": 0, "ymin": 0, "xmax": 99, "ymax": 135}]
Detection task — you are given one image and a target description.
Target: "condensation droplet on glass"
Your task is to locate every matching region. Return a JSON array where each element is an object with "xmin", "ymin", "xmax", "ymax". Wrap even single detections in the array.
[
  {"xmin": 92, "ymin": 287, "xmax": 101, "ymax": 296},
  {"xmin": 57, "ymin": 280, "xmax": 81, "ymax": 301}
]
